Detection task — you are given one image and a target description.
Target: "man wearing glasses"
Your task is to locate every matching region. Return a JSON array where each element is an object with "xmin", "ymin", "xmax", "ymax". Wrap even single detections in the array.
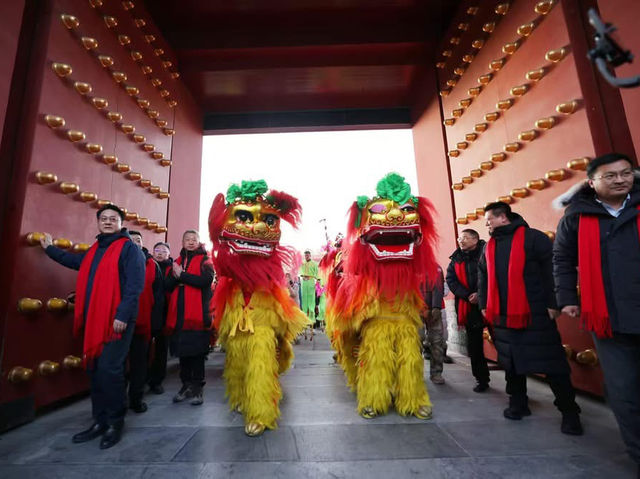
[{"xmin": 554, "ymin": 153, "xmax": 640, "ymax": 474}]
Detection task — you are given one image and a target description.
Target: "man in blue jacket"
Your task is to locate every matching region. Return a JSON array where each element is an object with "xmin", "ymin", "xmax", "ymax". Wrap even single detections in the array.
[{"xmin": 40, "ymin": 204, "xmax": 145, "ymax": 449}]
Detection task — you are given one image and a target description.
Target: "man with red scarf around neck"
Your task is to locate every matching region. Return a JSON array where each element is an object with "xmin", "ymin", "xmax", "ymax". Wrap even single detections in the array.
[
  {"xmin": 164, "ymin": 230, "xmax": 214, "ymax": 406},
  {"xmin": 553, "ymin": 153, "xmax": 640, "ymax": 474},
  {"xmin": 446, "ymin": 228, "xmax": 490, "ymax": 392},
  {"xmin": 40, "ymin": 204, "xmax": 145, "ymax": 449},
  {"xmin": 478, "ymin": 202, "xmax": 582, "ymax": 435}
]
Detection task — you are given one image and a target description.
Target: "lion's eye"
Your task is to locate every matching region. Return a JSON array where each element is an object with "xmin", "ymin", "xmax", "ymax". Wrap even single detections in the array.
[
  {"xmin": 369, "ymin": 204, "xmax": 386, "ymax": 214},
  {"xmin": 263, "ymin": 214, "xmax": 278, "ymax": 227},
  {"xmin": 235, "ymin": 210, "xmax": 253, "ymax": 222},
  {"xmin": 401, "ymin": 204, "xmax": 416, "ymax": 213}
]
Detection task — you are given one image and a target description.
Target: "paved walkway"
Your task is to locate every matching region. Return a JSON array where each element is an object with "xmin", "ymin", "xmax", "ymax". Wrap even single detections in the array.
[{"xmin": 0, "ymin": 332, "xmax": 635, "ymax": 478}]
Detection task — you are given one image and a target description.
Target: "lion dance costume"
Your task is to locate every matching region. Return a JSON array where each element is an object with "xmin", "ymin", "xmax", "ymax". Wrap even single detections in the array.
[
  {"xmin": 326, "ymin": 173, "xmax": 439, "ymax": 419},
  {"xmin": 209, "ymin": 180, "xmax": 309, "ymax": 436}
]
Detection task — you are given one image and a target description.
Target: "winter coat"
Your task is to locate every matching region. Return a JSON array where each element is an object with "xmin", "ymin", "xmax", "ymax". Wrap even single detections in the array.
[
  {"xmin": 142, "ymin": 248, "xmax": 165, "ymax": 334},
  {"xmin": 478, "ymin": 215, "xmax": 569, "ymax": 375},
  {"xmin": 553, "ymin": 179, "xmax": 640, "ymax": 334},
  {"xmin": 446, "ymin": 240, "xmax": 485, "ymax": 329},
  {"xmin": 46, "ymin": 228, "xmax": 145, "ymax": 325},
  {"xmin": 164, "ymin": 246, "xmax": 214, "ymax": 357}
]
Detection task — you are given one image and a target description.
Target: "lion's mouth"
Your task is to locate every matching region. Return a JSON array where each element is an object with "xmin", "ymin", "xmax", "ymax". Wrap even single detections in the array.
[
  {"xmin": 221, "ymin": 231, "xmax": 276, "ymax": 256},
  {"xmin": 361, "ymin": 225, "xmax": 421, "ymax": 260}
]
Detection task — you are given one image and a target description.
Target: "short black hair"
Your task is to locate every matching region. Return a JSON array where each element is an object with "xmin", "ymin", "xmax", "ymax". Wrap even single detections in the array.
[
  {"xmin": 96, "ymin": 204, "xmax": 125, "ymax": 221},
  {"xmin": 153, "ymin": 241, "xmax": 170, "ymax": 250},
  {"xmin": 586, "ymin": 152, "xmax": 633, "ymax": 178},
  {"xmin": 460, "ymin": 228, "xmax": 480, "ymax": 240},
  {"xmin": 129, "ymin": 230, "xmax": 142, "ymax": 237},
  {"xmin": 484, "ymin": 201, "xmax": 512, "ymax": 219}
]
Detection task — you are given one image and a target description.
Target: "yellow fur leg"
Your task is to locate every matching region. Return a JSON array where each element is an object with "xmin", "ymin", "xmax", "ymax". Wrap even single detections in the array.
[
  {"xmin": 277, "ymin": 339, "xmax": 294, "ymax": 374},
  {"xmin": 222, "ymin": 335, "xmax": 249, "ymax": 412},
  {"xmin": 335, "ymin": 332, "xmax": 359, "ymax": 391},
  {"xmin": 243, "ymin": 326, "xmax": 281, "ymax": 430},
  {"xmin": 356, "ymin": 319, "xmax": 396, "ymax": 416},
  {"xmin": 394, "ymin": 320, "xmax": 431, "ymax": 416}
]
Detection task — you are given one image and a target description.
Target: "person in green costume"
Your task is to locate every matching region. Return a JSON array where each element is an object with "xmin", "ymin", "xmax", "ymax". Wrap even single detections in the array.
[{"xmin": 300, "ymin": 249, "xmax": 319, "ymax": 324}]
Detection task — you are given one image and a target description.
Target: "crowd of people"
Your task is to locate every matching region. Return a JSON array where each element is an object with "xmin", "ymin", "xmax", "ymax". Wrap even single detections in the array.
[{"xmin": 35, "ymin": 153, "xmax": 639, "ymax": 476}]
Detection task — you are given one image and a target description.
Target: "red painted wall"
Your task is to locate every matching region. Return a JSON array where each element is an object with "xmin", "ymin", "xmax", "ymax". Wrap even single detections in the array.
[{"xmin": 0, "ymin": 1, "xmax": 25, "ymax": 137}]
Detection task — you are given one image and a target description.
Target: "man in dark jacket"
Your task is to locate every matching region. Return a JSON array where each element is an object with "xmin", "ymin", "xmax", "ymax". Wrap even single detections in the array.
[
  {"xmin": 40, "ymin": 204, "xmax": 145, "ymax": 449},
  {"xmin": 553, "ymin": 152, "xmax": 640, "ymax": 471},
  {"xmin": 478, "ymin": 202, "xmax": 582, "ymax": 435},
  {"xmin": 127, "ymin": 231, "xmax": 164, "ymax": 413},
  {"xmin": 165, "ymin": 230, "xmax": 214, "ymax": 406},
  {"xmin": 446, "ymin": 229, "xmax": 490, "ymax": 392},
  {"xmin": 147, "ymin": 241, "xmax": 173, "ymax": 394},
  {"xmin": 421, "ymin": 267, "xmax": 447, "ymax": 384}
]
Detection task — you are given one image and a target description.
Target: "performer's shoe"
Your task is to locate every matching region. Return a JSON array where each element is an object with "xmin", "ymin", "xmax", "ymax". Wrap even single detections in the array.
[
  {"xmin": 72, "ymin": 423, "xmax": 107, "ymax": 443},
  {"xmin": 414, "ymin": 405, "xmax": 433, "ymax": 420},
  {"xmin": 172, "ymin": 384, "xmax": 192, "ymax": 403},
  {"xmin": 503, "ymin": 406, "xmax": 532, "ymax": 420},
  {"xmin": 360, "ymin": 407, "xmax": 378, "ymax": 419},
  {"xmin": 561, "ymin": 412, "xmax": 583, "ymax": 435},
  {"xmin": 443, "ymin": 355, "xmax": 454, "ymax": 364},
  {"xmin": 430, "ymin": 374, "xmax": 445, "ymax": 385},
  {"xmin": 473, "ymin": 382, "xmax": 489, "ymax": 393},
  {"xmin": 245, "ymin": 422, "xmax": 265, "ymax": 437},
  {"xmin": 130, "ymin": 401, "xmax": 148, "ymax": 413},
  {"xmin": 99, "ymin": 425, "xmax": 123, "ymax": 449},
  {"xmin": 233, "ymin": 404, "xmax": 242, "ymax": 413}
]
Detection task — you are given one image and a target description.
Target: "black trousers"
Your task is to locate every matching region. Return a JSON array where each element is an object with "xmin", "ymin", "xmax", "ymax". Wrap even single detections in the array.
[
  {"xmin": 147, "ymin": 332, "xmax": 168, "ymax": 387},
  {"xmin": 179, "ymin": 354, "xmax": 205, "ymax": 390},
  {"xmin": 505, "ymin": 370, "xmax": 580, "ymax": 413},
  {"xmin": 592, "ymin": 332, "xmax": 640, "ymax": 465},
  {"xmin": 466, "ymin": 324, "xmax": 490, "ymax": 384},
  {"xmin": 88, "ymin": 323, "xmax": 134, "ymax": 427},
  {"xmin": 128, "ymin": 333, "xmax": 149, "ymax": 404}
]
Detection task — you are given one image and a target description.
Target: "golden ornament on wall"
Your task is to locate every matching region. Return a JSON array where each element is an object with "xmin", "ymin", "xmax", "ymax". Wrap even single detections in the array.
[
  {"xmin": 46, "ymin": 298, "xmax": 68, "ymax": 312},
  {"xmin": 526, "ymin": 68, "xmax": 545, "ymax": 81},
  {"xmin": 446, "ymin": 78, "xmax": 458, "ymax": 87},
  {"xmin": 489, "ymin": 59, "xmax": 505, "ymax": 71},
  {"xmin": 155, "ymin": 119, "xmax": 168, "ymax": 128},
  {"xmin": 466, "ymin": 212, "xmax": 478, "ymax": 221},
  {"xmin": 125, "ymin": 86, "xmax": 140, "ymax": 97},
  {"xmin": 139, "ymin": 179, "xmax": 151, "ymax": 188},
  {"xmin": 450, "ymin": 37, "xmax": 461, "ymax": 45},
  {"xmin": 79, "ymin": 191, "xmax": 97, "ymax": 202},
  {"xmin": 475, "ymin": 207, "xmax": 485, "ymax": 216},
  {"xmin": 457, "ymin": 142, "xmax": 468, "ymax": 150},
  {"xmin": 143, "ymin": 144, "xmax": 155, "ymax": 152},
  {"xmin": 510, "ymin": 84, "xmax": 529, "ymax": 96},
  {"xmin": 459, "ymin": 98, "xmax": 472, "ymax": 108},
  {"xmin": 66, "ymin": 130, "xmax": 85, "ymax": 142},
  {"xmin": 115, "ymin": 163, "xmax": 131, "ymax": 173},
  {"xmin": 63, "ymin": 356, "xmax": 82, "ymax": 369},
  {"xmin": 576, "ymin": 348, "xmax": 598, "ymax": 366},
  {"xmin": 480, "ymin": 161, "xmax": 494, "ymax": 170},
  {"xmin": 158, "ymin": 191, "xmax": 170, "ymax": 199},
  {"xmin": 154, "ymin": 48, "xmax": 165, "ymax": 57},
  {"xmin": 131, "ymin": 51, "xmax": 143, "ymax": 62},
  {"xmin": 546, "ymin": 169, "xmax": 568, "ymax": 181},
  {"xmin": 125, "ymin": 212, "xmax": 139, "ymax": 221},
  {"xmin": 118, "ymin": 34, "xmax": 131, "ymax": 46},
  {"xmin": 18, "ymin": 298, "xmax": 42, "ymax": 313},
  {"xmin": 134, "ymin": 18, "xmax": 146, "ymax": 28},
  {"xmin": 517, "ymin": 22, "xmax": 535, "ymax": 37},
  {"xmin": 483, "ymin": 22, "xmax": 496, "ymax": 33},
  {"xmin": 60, "ymin": 14, "xmax": 79, "ymax": 29},
  {"xmin": 535, "ymin": 0, "xmax": 555, "ymax": 15},
  {"xmin": 112, "ymin": 71, "xmax": 127, "ymax": 83},
  {"xmin": 545, "ymin": 48, "xmax": 566, "ymax": 63},
  {"xmin": 81, "ymin": 37, "xmax": 98, "ymax": 50},
  {"xmin": 122, "ymin": 1, "xmax": 135, "ymax": 11},
  {"xmin": 467, "ymin": 6, "xmax": 479, "ymax": 15},
  {"xmin": 491, "ymin": 153, "xmax": 507, "ymax": 162},
  {"xmin": 535, "ymin": 117, "xmax": 556, "ymax": 129},
  {"xmin": 160, "ymin": 159, "xmax": 172, "ymax": 167},
  {"xmin": 35, "ymin": 171, "xmax": 57, "ymax": 184},
  {"xmin": 448, "ymin": 150, "xmax": 460, "ymax": 158},
  {"xmin": 132, "ymin": 134, "xmax": 146, "ymax": 143},
  {"xmin": 457, "ymin": 217, "xmax": 469, "ymax": 225},
  {"xmin": 440, "ymin": 89, "xmax": 450, "ymax": 97},
  {"xmin": 147, "ymin": 109, "xmax": 159, "ymax": 119},
  {"xmin": 497, "ymin": 195, "xmax": 514, "ymax": 204},
  {"xmin": 495, "ymin": 3, "xmax": 510, "ymax": 15},
  {"xmin": 478, "ymin": 74, "xmax": 492, "ymax": 85},
  {"xmin": 468, "ymin": 86, "xmax": 482, "ymax": 97},
  {"xmin": 26, "ymin": 232, "xmax": 45, "ymax": 245},
  {"xmin": 72, "ymin": 243, "xmax": 90, "ymax": 253},
  {"xmin": 120, "ymin": 124, "xmax": 135, "ymax": 134},
  {"xmin": 52, "ymin": 62, "xmax": 72, "ymax": 77},
  {"xmin": 442, "ymin": 50, "xmax": 452, "ymax": 57},
  {"xmin": 458, "ymin": 23, "xmax": 469, "ymax": 31},
  {"xmin": 504, "ymin": 142, "xmax": 520, "ymax": 152},
  {"xmin": 85, "ymin": 143, "xmax": 102, "ymax": 154},
  {"xmin": 107, "ymin": 112, "xmax": 122, "ymax": 122},
  {"xmin": 452, "ymin": 109, "xmax": 463, "ymax": 118},
  {"xmin": 156, "ymin": 226, "xmax": 168, "ymax": 233},
  {"xmin": 466, "ymin": 133, "xmax": 478, "ymax": 142},
  {"xmin": 462, "ymin": 54, "xmax": 475, "ymax": 63},
  {"xmin": 462, "ymin": 176, "xmax": 473, "ymax": 185},
  {"xmin": 475, "ymin": 123, "xmax": 488, "ymax": 132},
  {"xmin": 144, "ymin": 34, "xmax": 156, "ymax": 43},
  {"xmin": 141, "ymin": 65, "xmax": 153, "ymax": 75},
  {"xmin": 102, "ymin": 155, "xmax": 117, "ymax": 165},
  {"xmin": 484, "ymin": 111, "xmax": 500, "ymax": 122},
  {"xmin": 44, "ymin": 115, "xmax": 65, "ymax": 129},
  {"xmin": 8, "ymin": 367, "xmax": 33, "ymax": 383},
  {"xmin": 567, "ymin": 157, "xmax": 590, "ymax": 171},
  {"xmin": 89, "ymin": 0, "xmax": 103, "ymax": 7},
  {"xmin": 518, "ymin": 130, "xmax": 537, "ymax": 141},
  {"xmin": 470, "ymin": 169, "xmax": 483, "ymax": 178},
  {"xmin": 527, "ymin": 179, "xmax": 547, "ymax": 190},
  {"xmin": 137, "ymin": 217, "xmax": 149, "ymax": 226},
  {"xmin": 103, "ymin": 15, "xmax": 118, "ymax": 28},
  {"xmin": 137, "ymin": 99, "xmax": 150, "ymax": 109},
  {"xmin": 167, "ymin": 100, "xmax": 178, "ymax": 107},
  {"xmin": 146, "ymin": 222, "xmax": 159, "ymax": 230},
  {"xmin": 502, "ymin": 42, "xmax": 519, "ymax": 55},
  {"xmin": 443, "ymin": 118, "xmax": 456, "ymax": 126},
  {"xmin": 452, "ymin": 183, "xmax": 464, "ymax": 191},
  {"xmin": 128, "ymin": 172, "xmax": 142, "ymax": 181},
  {"xmin": 98, "ymin": 55, "xmax": 114, "ymax": 68},
  {"xmin": 95, "ymin": 199, "xmax": 112, "ymax": 208},
  {"xmin": 497, "ymin": 99, "xmax": 513, "ymax": 110},
  {"xmin": 92, "ymin": 97, "xmax": 108, "ymax": 109},
  {"xmin": 73, "ymin": 82, "xmax": 92, "ymax": 95},
  {"xmin": 150, "ymin": 151, "xmax": 163, "ymax": 160},
  {"xmin": 472, "ymin": 39, "xmax": 485, "ymax": 49},
  {"xmin": 556, "ymin": 100, "xmax": 579, "ymax": 114},
  {"xmin": 511, "ymin": 188, "xmax": 529, "ymax": 198},
  {"xmin": 53, "ymin": 238, "xmax": 73, "ymax": 249},
  {"xmin": 436, "ymin": 62, "xmax": 446, "ymax": 69}
]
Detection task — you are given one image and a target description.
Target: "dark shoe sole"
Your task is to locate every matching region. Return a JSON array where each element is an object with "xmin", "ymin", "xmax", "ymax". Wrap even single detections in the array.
[
  {"xmin": 503, "ymin": 407, "xmax": 532, "ymax": 420},
  {"xmin": 473, "ymin": 384, "xmax": 489, "ymax": 393}
]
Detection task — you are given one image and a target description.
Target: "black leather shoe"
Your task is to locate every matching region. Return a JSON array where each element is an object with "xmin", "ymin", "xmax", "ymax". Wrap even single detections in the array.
[
  {"xmin": 130, "ymin": 401, "xmax": 148, "ymax": 413},
  {"xmin": 72, "ymin": 423, "xmax": 107, "ymax": 443},
  {"xmin": 503, "ymin": 406, "xmax": 532, "ymax": 420},
  {"xmin": 99, "ymin": 425, "xmax": 123, "ymax": 449},
  {"xmin": 561, "ymin": 412, "xmax": 583, "ymax": 435},
  {"xmin": 473, "ymin": 382, "xmax": 489, "ymax": 393}
]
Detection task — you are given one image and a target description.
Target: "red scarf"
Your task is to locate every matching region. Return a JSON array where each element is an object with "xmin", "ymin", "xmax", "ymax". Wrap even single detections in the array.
[
  {"xmin": 135, "ymin": 257, "xmax": 157, "ymax": 341},
  {"xmin": 576, "ymin": 207, "xmax": 640, "ymax": 338},
  {"xmin": 485, "ymin": 226, "xmax": 530, "ymax": 328},
  {"xmin": 166, "ymin": 253, "xmax": 212, "ymax": 333},
  {"xmin": 75, "ymin": 237, "xmax": 127, "ymax": 362},
  {"xmin": 454, "ymin": 261, "xmax": 471, "ymax": 327}
]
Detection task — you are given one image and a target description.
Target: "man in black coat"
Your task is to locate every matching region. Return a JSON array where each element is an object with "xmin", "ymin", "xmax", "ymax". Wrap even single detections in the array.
[
  {"xmin": 446, "ymin": 229, "xmax": 490, "ymax": 392},
  {"xmin": 478, "ymin": 202, "xmax": 582, "ymax": 435},
  {"xmin": 40, "ymin": 204, "xmax": 145, "ymax": 449},
  {"xmin": 553, "ymin": 153, "xmax": 640, "ymax": 471}
]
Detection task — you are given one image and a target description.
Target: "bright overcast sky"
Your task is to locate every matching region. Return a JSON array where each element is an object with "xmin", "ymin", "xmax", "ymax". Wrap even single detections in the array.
[{"xmin": 199, "ymin": 129, "xmax": 418, "ymax": 254}]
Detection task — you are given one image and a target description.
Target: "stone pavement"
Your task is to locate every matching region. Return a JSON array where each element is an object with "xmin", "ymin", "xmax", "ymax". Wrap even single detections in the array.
[{"xmin": 0, "ymin": 331, "xmax": 635, "ymax": 478}]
